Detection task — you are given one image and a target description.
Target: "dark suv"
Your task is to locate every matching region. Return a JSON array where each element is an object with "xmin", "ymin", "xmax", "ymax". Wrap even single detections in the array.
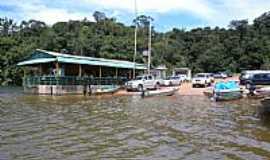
[{"xmin": 245, "ymin": 73, "xmax": 270, "ymax": 86}]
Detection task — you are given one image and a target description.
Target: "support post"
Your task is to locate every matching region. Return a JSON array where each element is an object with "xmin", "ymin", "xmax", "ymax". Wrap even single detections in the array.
[
  {"xmin": 55, "ymin": 62, "xmax": 59, "ymax": 94},
  {"xmin": 115, "ymin": 68, "xmax": 118, "ymax": 78},
  {"xmin": 23, "ymin": 67, "xmax": 26, "ymax": 87},
  {"xmin": 55, "ymin": 62, "xmax": 59, "ymax": 77},
  {"xmin": 23, "ymin": 67, "xmax": 26, "ymax": 78},
  {"xmin": 148, "ymin": 19, "xmax": 152, "ymax": 74},
  {"xmin": 39, "ymin": 64, "xmax": 42, "ymax": 76},
  {"xmin": 79, "ymin": 64, "xmax": 82, "ymax": 77},
  {"xmin": 129, "ymin": 70, "xmax": 132, "ymax": 79},
  {"xmin": 99, "ymin": 66, "xmax": 102, "ymax": 78},
  {"xmin": 133, "ymin": 0, "xmax": 138, "ymax": 79}
]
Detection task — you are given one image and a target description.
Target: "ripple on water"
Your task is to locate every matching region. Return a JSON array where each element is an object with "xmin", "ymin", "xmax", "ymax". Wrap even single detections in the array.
[{"xmin": 1, "ymin": 89, "xmax": 270, "ymax": 159}]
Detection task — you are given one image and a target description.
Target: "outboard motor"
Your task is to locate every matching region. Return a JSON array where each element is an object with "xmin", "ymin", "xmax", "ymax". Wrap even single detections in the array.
[{"xmin": 246, "ymin": 82, "xmax": 256, "ymax": 96}]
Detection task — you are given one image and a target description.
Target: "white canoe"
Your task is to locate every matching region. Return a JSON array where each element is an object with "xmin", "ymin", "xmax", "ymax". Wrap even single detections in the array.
[{"xmin": 141, "ymin": 87, "xmax": 179, "ymax": 98}]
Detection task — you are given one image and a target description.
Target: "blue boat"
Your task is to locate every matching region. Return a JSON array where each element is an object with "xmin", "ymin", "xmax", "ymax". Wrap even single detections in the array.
[{"xmin": 213, "ymin": 81, "xmax": 242, "ymax": 101}]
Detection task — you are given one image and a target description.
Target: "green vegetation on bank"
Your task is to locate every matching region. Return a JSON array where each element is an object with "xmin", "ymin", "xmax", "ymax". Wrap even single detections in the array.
[{"xmin": 1, "ymin": 11, "xmax": 270, "ymax": 85}]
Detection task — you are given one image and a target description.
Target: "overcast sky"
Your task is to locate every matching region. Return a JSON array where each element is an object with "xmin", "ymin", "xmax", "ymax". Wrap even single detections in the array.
[{"xmin": 0, "ymin": 0, "xmax": 270, "ymax": 31}]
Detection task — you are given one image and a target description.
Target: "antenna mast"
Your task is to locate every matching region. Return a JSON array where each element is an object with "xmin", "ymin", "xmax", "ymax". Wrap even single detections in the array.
[
  {"xmin": 148, "ymin": 18, "xmax": 152, "ymax": 74},
  {"xmin": 133, "ymin": 0, "xmax": 138, "ymax": 79}
]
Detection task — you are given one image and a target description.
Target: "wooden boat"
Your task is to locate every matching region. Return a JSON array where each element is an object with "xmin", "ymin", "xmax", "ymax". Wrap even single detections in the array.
[{"xmin": 141, "ymin": 87, "xmax": 179, "ymax": 98}]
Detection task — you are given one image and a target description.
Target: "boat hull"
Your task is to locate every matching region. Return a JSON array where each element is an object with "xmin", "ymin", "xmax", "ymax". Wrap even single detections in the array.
[
  {"xmin": 142, "ymin": 87, "xmax": 179, "ymax": 98},
  {"xmin": 255, "ymin": 87, "xmax": 270, "ymax": 96},
  {"xmin": 90, "ymin": 86, "xmax": 120, "ymax": 95},
  {"xmin": 214, "ymin": 90, "xmax": 242, "ymax": 101}
]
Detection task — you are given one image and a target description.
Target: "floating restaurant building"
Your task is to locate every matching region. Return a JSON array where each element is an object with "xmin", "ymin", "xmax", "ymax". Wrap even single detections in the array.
[{"xmin": 17, "ymin": 49, "xmax": 146, "ymax": 95}]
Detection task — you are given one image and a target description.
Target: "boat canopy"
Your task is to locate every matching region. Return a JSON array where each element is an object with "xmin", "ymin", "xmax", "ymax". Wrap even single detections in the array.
[
  {"xmin": 17, "ymin": 49, "xmax": 147, "ymax": 70},
  {"xmin": 215, "ymin": 81, "xmax": 240, "ymax": 91}
]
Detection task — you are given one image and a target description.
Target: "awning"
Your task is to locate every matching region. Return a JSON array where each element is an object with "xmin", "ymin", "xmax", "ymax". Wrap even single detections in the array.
[
  {"xmin": 17, "ymin": 49, "xmax": 147, "ymax": 70},
  {"xmin": 57, "ymin": 57, "xmax": 146, "ymax": 70},
  {"xmin": 17, "ymin": 58, "xmax": 56, "ymax": 66}
]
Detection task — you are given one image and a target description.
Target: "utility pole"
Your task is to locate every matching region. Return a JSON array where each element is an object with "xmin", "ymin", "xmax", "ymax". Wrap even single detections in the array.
[
  {"xmin": 133, "ymin": 0, "xmax": 138, "ymax": 79},
  {"xmin": 148, "ymin": 17, "xmax": 153, "ymax": 74}
]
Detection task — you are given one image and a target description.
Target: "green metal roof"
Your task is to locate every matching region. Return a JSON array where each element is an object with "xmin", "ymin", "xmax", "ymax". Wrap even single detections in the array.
[
  {"xmin": 17, "ymin": 58, "xmax": 56, "ymax": 66},
  {"xmin": 17, "ymin": 49, "xmax": 146, "ymax": 70}
]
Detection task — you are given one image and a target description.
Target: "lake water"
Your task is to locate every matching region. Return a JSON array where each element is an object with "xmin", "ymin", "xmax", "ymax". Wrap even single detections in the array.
[{"xmin": 1, "ymin": 87, "xmax": 270, "ymax": 159}]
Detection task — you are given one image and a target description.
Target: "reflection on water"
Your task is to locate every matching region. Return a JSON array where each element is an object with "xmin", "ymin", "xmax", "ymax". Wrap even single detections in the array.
[
  {"xmin": 256, "ymin": 100, "xmax": 270, "ymax": 129},
  {"xmin": 1, "ymin": 87, "xmax": 270, "ymax": 159}
]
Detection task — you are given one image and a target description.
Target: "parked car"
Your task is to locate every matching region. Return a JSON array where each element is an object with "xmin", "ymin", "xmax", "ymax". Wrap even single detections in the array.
[
  {"xmin": 192, "ymin": 73, "xmax": 212, "ymax": 88},
  {"xmin": 239, "ymin": 70, "xmax": 270, "ymax": 85},
  {"xmin": 213, "ymin": 72, "xmax": 227, "ymax": 79},
  {"xmin": 177, "ymin": 74, "xmax": 188, "ymax": 82},
  {"xmin": 225, "ymin": 71, "xmax": 233, "ymax": 77},
  {"xmin": 125, "ymin": 75, "xmax": 161, "ymax": 91},
  {"xmin": 244, "ymin": 73, "xmax": 270, "ymax": 88},
  {"xmin": 164, "ymin": 76, "xmax": 182, "ymax": 86},
  {"xmin": 206, "ymin": 73, "xmax": 215, "ymax": 83}
]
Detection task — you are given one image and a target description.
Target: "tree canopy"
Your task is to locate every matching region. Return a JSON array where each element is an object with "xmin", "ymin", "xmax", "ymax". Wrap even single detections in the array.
[{"xmin": 1, "ymin": 11, "xmax": 270, "ymax": 85}]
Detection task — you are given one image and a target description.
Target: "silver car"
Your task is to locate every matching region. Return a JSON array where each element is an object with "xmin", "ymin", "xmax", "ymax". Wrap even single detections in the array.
[{"xmin": 164, "ymin": 76, "xmax": 182, "ymax": 86}]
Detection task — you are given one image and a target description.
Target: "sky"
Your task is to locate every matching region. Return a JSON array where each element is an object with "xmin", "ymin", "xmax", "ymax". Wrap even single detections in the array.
[{"xmin": 0, "ymin": 0, "xmax": 270, "ymax": 31}]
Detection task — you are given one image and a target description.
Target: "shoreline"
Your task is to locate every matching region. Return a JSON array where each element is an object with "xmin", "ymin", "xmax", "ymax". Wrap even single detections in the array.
[{"xmin": 115, "ymin": 75, "xmax": 240, "ymax": 97}]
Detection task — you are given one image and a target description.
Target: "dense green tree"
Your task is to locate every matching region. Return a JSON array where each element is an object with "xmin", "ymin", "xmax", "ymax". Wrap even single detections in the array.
[{"xmin": 1, "ymin": 11, "xmax": 270, "ymax": 85}]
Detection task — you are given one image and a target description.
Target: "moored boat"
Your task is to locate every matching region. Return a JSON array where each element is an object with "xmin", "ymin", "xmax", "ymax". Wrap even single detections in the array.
[
  {"xmin": 141, "ymin": 87, "xmax": 179, "ymax": 98},
  {"xmin": 90, "ymin": 85, "xmax": 120, "ymax": 95},
  {"xmin": 245, "ymin": 85, "xmax": 270, "ymax": 99},
  {"xmin": 254, "ymin": 87, "xmax": 270, "ymax": 96},
  {"xmin": 213, "ymin": 81, "xmax": 242, "ymax": 101}
]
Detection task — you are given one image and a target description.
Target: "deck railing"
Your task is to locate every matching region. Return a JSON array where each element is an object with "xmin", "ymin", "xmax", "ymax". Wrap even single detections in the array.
[{"xmin": 23, "ymin": 76, "xmax": 128, "ymax": 87}]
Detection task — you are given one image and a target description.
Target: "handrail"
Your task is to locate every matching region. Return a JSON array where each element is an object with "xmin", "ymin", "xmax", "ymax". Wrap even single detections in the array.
[{"xmin": 23, "ymin": 76, "xmax": 127, "ymax": 87}]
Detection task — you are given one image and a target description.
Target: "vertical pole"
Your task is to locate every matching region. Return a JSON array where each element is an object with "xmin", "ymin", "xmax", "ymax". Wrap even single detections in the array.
[
  {"xmin": 79, "ymin": 64, "xmax": 82, "ymax": 77},
  {"xmin": 148, "ymin": 20, "xmax": 152, "ymax": 74},
  {"xmin": 115, "ymin": 68, "xmax": 118, "ymax": 78},
  {"xmin": 39, "ymin": 64, "xmax": 42, "ymax": 76},
  {"xmin": 188, "ymin": 69, "xmax": 191, "ymax": 82},
  {"xmin": 55, "ymin": 62, "xmax": 59, "ymax": 77},
  {"xmin": 54, "ymin": 62, "xmax": 60, "ymax": 96},
  {"xmin": 133, "ymin": 0, "xmax": 138, "ymax": 79},
  {"xmin": 23, "ymin": 67, "xmax": 26, "ymax": 78},
  {"xmin": 23, "ymin": 67, "xmax": 26, "ymax": 87},
  {"xmin": 99, "ymin": 66, "xmax": 102, "ymax": 86},
  {"xmin": 129, "ymin": 70, "xmax": 132, "ymax": 79},
  {"xmin": 99, "ymin": 66, "xmax": 102, "ymax": 78}
]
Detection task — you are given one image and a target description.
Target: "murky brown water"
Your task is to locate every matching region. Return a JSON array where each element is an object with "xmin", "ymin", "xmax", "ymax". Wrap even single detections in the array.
[{"xmin": 1, "ymin": 87, "xmax": 270, "ymax": 159}]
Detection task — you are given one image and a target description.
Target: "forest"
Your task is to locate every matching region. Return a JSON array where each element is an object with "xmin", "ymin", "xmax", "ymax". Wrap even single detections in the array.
[{"xmin": 1, "ymin": 11, "xmax": 270, "ymax": 85}]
